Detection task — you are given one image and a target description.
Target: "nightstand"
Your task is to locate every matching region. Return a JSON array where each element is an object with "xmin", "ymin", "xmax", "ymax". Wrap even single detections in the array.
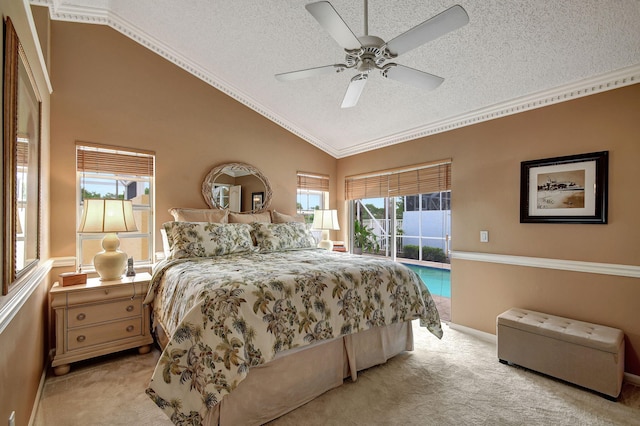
[{"xmin": 50, "ymin": 272, "xmax": 154, "ymax": 376}]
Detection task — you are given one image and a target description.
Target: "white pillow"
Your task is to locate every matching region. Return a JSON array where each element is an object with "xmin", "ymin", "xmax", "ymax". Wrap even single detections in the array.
[
  {"xmin": 271, "ymin": 210, "xmax": 305, "ymax": 223},
  {"xmin": 168, "ymin": 207, "xmax": 229, "ymax": 223},
  {"xmin": 228, "ymin": 211, "xmax": 271, "ymax": 224}
]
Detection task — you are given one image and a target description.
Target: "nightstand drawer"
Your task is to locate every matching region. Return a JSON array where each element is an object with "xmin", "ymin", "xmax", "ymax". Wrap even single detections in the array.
[
  {"xmin": 68, "ymin": 297, "xmax": 143, "ymax": 327},
  {"xmin": 65, "ymin": 284, "xmax": 138, "ymax": 305},
  {"xmin": 68, "ymin": 318, "xmax": 143, "ymax": 351},
  {"xmin": 51, "ymin": 273, "xmax": 153, "ymax": 375}
]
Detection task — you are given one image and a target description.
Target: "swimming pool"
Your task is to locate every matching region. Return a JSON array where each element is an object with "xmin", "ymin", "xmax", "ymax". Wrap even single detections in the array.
[{"xmin": 403, "ymin": 264, "xmax": 451, "ymax": 298}]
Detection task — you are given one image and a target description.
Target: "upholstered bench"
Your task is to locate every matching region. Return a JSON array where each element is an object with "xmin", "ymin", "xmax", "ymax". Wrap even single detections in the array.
[{"xmin": 497, "ymin": 308, "xmax": 624, "ymax": 399}]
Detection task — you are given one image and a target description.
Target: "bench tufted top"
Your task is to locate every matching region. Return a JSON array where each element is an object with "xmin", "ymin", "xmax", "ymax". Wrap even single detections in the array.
[{"xmin": 497, "ymin": 308, "xmax": 624, "ymax": 353}]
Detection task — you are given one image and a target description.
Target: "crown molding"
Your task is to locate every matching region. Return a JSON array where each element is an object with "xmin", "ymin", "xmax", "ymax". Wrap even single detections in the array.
[
  {"xmin": 34, "ymin": 0, "xmax": 337, "ymax": 155},
  {"xmin": 337, "ymin": 64, "xmax": 640, "ymax": 158},
  {"xmin": 35, "ymin": 1, "xmax": 640, "ymax": 159}
]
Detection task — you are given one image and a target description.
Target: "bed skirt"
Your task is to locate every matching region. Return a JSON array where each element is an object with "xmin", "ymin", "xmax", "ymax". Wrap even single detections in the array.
[{"xmin": 155, "ymin": 321, "xmax": 413, "ymax": 425}]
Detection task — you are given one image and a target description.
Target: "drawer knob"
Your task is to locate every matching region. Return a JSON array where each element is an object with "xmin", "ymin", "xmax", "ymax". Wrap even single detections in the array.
[
  {"xmin": 76, "ymin": 313, "xmax": 86, "ymax": 321},
  {"xmin": 126, "ymin": 305, "xmax": 134, "ymax": 312},
  {"xmin": 126, "ymin": 325, "xmax": 134, "ymax": 332},
  {"xmin": 104, "ymin": 289, "xmax": 110, "ymax": 295},
  {"xmin": 77, "ymin": 335, "xmax": 86, "ymax": 342}
]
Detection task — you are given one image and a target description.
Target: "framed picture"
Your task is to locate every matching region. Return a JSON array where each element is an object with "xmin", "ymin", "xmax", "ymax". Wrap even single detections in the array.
[
  {"xmin": 520, "ymin": 151, "xmax": 608, "ymax": 224},
  {"xmin": 252, "ymin": 192, "xmax": 264, "ymax": 211}
]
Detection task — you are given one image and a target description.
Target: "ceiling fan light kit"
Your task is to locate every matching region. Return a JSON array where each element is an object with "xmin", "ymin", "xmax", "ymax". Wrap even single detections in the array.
[{"xmin": 276, "ymin": 1, "xmax": 469, "ymax": 108}]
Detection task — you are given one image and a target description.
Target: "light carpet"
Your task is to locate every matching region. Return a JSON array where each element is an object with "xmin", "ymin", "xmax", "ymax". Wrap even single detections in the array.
[{"xmin": 34, "ymin": 322, "xmax": 640, "ymax": 425}]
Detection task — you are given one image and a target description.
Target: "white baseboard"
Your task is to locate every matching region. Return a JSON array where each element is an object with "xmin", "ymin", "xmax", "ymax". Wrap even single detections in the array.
[
  {"xmin": 28, "ymin": 365, "xmax": 48, "ymax": 426},
  {"xmin": 448, "ymin": 322, "xmax": 496, "ymax": 344},
  {"xmin": 624, "ymin": 372, "xmax": 640, "ymax": 387}
]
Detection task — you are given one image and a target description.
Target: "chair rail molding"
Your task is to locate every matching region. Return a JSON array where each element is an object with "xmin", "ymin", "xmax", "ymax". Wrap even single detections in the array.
[
  {"xmin": 451, "ymin": 251, "xmax": 640, "ymax": 279},
  {"xmin": 0, "ymin": 259, "xmax": 53, "ymax": 334},
  {"xmin": 51, "ymin": 256, "xmax": 77, "ymax": 268}
]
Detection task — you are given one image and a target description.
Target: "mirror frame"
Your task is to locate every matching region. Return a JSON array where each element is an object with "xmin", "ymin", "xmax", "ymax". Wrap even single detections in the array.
[
  {"xmin": 3, "ymin": 18, "xmax": 42, "ymax": 294},
  {"xmin": 202, "ymin": 162, "xmax": 272, "ymax": 213}
]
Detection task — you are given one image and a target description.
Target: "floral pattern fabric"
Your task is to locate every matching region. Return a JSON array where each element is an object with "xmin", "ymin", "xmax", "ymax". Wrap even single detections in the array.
[
  {"xmin": 145, "ymin": 249, "xmax": 443, "ymax": 425},
  {"xmin": 251, "ymin": 222, "xmax": 316, "ymax": 252},
  {"xmin": 162, "ymin": 222, "xmax": 255, "ymax": 259}
]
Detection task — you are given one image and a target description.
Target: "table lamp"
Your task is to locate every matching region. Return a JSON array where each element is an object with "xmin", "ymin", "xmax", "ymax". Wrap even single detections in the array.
[
  {"xmin": 77, "ymin": 199, "xmax": 138, "ymax": 280},
  {"xmin": 312, "ymin": 209, "xmax": 340, "ymax": 251}
]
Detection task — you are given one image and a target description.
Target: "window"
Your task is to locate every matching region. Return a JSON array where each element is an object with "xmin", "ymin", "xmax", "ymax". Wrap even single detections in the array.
[
  {"xmin": 398, "ymin": 191, "xmax": 451, "ymax": 262},
  {"xmin": 76, "ymin": 143, "xmax": 155, "ymax": 270},
  {"xmin": 406, "ymin": 192, "xmax": 451, "ymax": 211},
  {"xmin": 296, "ymin": 172, "xmax": 329, "ymax": 225},
  {"xmin": 345, "ymin": 160, "xmax": 451, "ymax": 262}
]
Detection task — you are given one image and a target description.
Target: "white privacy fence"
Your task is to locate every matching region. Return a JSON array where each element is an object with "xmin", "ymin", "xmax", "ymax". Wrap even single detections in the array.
[{"xmin": 360, "ymin": 216, "xmax": 451, "ymax": 260}]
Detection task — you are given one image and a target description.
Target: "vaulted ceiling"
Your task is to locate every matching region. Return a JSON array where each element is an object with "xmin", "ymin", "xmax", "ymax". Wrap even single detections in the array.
[{"xmin": 34, "ymin": 0, "xmax": 640, "ymax": 158}]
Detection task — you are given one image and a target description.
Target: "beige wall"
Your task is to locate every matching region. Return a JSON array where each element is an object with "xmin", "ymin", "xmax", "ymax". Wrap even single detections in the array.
[
  {"xmin": 338, "ymin": 84, "xmax": 640, "ymax": 374},
  {"xmin": 48, "ymin": 21, "xmax": 337, "ymax": 259},
  {"xmin": 1, "ymin": 6, "xmax": 638, "ymax": 425},
  {"xmin": 0, "ymin": 3, "xmax": 52, "ymax": 426}
]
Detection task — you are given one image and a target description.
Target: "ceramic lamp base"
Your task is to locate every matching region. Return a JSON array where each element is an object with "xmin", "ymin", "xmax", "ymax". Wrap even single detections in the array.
[
  {"xmin": 93, "ymin": 233, "xmax": 127, "ymax": 281},
  {"xmin": 317, "ymin": 230, "xmax": 333, "ymax": 251}
]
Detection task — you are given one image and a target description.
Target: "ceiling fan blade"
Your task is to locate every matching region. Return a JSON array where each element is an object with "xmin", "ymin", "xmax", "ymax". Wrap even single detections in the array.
[
  {"xmin": 275, "ymin": 64, "xmax": 345, "ymax": 81},
  {"xmin": 382, "ymin": 64, "xmax": 444, "ymax": 91},
  {"xmin": 386, "ymin": 5, "xmax": 469, "ymax": 57},
  {"xmin": 341, "ymin": 74, "xmax": 368, "ymax": 108},
  {"xmin": 306, "ymin": 1, "xmax": 362, "ymax": 51}
]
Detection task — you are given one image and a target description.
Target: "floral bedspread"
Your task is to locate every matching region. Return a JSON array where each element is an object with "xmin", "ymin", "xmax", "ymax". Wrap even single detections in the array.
[{"xmin": 144, "ymin": 249, "xmax": 442, "ymax": 425}]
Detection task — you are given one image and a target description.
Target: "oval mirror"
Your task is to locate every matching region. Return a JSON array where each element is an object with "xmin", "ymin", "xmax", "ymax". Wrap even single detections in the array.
[{"xmin": 202, "ymin": 162, "xmax": 272, "ymax": 213}]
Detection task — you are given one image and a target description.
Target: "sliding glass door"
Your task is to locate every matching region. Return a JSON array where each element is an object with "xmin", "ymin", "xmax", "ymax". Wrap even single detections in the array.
[
  {"xmin": 351, "ymin": 191, "xmax": 452, "ymax": 322},
  {"xmin": 351, "ymin": 191, "xmax": 451, "ymax": 263}
]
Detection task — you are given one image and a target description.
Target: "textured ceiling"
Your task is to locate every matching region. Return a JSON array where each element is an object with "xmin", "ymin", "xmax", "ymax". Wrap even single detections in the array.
[{"xmin": 34, "ymin": 0, "xmax": 640, "ymax": 158}]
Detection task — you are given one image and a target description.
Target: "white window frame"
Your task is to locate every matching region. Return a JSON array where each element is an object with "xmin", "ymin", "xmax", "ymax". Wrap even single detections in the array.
[{"xmin": 76, "ymin": 144, "xmax": 155, "ymax": 271}]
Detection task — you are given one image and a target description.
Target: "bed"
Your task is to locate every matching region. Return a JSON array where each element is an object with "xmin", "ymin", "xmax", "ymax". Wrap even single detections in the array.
[{"xmin": 144, "ymin": 220, "xmax": 443, "ymax": 425}]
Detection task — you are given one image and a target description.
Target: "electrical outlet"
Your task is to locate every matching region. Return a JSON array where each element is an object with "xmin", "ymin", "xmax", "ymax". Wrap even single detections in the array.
[
  {"xmin": 8, "ymin": 411, "xmax": 15, "ymax": 426},
  {"xmin": 480, "ymin": 230, "xmax": 489, "ymax": 243}
]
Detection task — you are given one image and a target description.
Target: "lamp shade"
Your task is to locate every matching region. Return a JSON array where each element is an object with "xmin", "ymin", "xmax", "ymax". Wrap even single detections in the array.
[
  {"xmin": 311, "ymin": 209, "xmax": 340, "ymax": 231},
  {"xmin": 78, "ymin": 199, "xmax": 138, "ymax": 233},
  {"xmin": 312, "ymin": 209, "xmax": 340, "ymax": 251},
  {"xmin": 77, "ymin": 199, "xmax": 138, "ymax": 281}
]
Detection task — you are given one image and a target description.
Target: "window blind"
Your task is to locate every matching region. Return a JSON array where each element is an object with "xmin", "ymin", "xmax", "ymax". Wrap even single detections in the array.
[
  {"xmin": 345, "ymin": 159, "xmax": 451, "ymax": 200},
  {"xmin": 297, "ymin": 171, "xmax": 329, "ymax": 192},
  {"xmin": 76, "ymin": 142, "xmax": 155, "ymax": 177},
  {"xmin": 16, "ymin": 140, "xmax": 29, "ymax": 166}
]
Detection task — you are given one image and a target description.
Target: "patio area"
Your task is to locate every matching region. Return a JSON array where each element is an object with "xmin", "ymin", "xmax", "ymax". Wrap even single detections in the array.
[{"xmin": 431, "ymin": 294, "xmax": 451, "ymax": 323}]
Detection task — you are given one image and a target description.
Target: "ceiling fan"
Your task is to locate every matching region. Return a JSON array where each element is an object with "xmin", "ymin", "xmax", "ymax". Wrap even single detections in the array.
[{"xmin": 276, "ymin": 1, "xmax": 469, "ymax": 108}]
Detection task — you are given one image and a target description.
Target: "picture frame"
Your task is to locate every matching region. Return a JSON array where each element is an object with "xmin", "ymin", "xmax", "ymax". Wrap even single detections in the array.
[
  {"xmin": 251, "ymin": 192, "xmax": 264, "ymax": 211},
  {"xmin": 520, "ymin": 151, "xmax": 608, "ymax": 224}
]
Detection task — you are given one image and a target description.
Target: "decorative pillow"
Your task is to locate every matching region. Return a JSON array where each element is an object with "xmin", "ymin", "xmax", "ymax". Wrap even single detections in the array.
[
  {"xmin": 251, "ymin": 222, "xmax": 316, "ymax": 252},
  {"xmin": 271, "ymin": 210, "xmax": 305, "ymax": 223},
  {"xmin": 228, "ymin": 211, "xmax": 271, "ymax": 224},
  {"xmin": 162, "ymin": 222, "xmax": 255, "ymax": 259},
  {"xmin": 168, "ymin": 207, "xmax": 229, "ymax": 223}
]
